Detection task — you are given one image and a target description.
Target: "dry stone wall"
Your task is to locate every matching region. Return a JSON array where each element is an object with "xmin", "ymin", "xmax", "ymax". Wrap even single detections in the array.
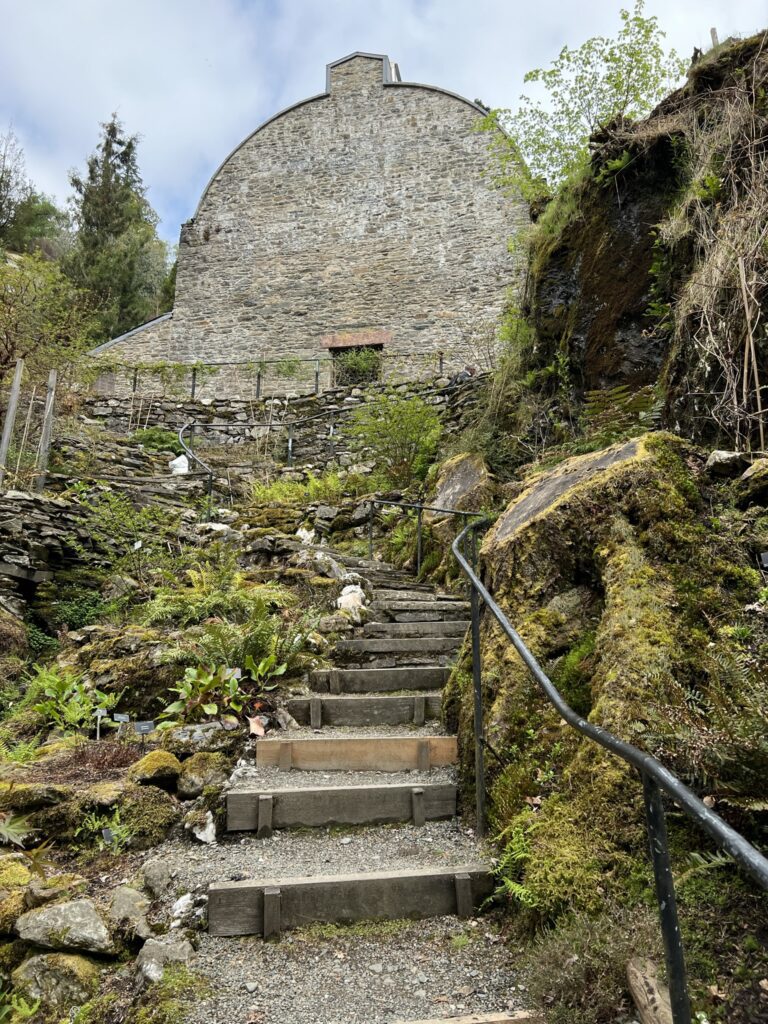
[{"xmin": 95, "ymin": 54, "xmax": 527, "ymax": 397}]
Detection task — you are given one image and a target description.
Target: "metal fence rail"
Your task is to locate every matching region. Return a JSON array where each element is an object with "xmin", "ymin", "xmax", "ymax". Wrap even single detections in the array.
[{"xmin": 451, "ymin": 516, "xmax": 768, "ymax": 1024}]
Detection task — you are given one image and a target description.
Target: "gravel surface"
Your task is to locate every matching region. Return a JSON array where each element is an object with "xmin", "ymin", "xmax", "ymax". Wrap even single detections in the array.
[
  {"xmin": 229, "ymin": 763, "xmax": 458, "ymax": 790},
  {"xmin": 268, "ymin": 721, "xmax": 447, "ymax": 739},
  {"xmin": 185, "ymin": 916, "xmax": 523, "ymax": 1024},
  {"xmin": 156, "ymin": 820, "xmax": 487, "ymax": 890}
]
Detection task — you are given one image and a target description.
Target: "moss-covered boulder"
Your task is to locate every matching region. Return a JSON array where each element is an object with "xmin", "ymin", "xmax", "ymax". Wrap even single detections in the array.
[
  {"xmin": 176, "ymin": 752, "xmax": 230, "ymax": 800},
  {"xmin": 431, "ymin": 452, "xmax": 494, "ymax": 513},
  {"xmin": 128, "ymin": 750, "xmax": 183, "ymax": 789},
  {"xmin": 12, "ymin": 952, "xmax": 99, "ymax": 1014},
  {"xmin": 0, "ymin": 938, "xmax": 28, "ymax": 981},
  {"xmin": 448, "ymin": 433, "xmax": 767, "ymax": 919},
  {"xmin": 14, "ymin": 899, "xmax": 114, "ymax": 954},
  {"xmin": 0, "ymin": 891, "xmax": 26, "ymax": 936},
  {"xmin": 120, "ymin": 784, "xmax": 180, "ymax": 849},
  {"xmin": 0, "ymin": 781, "xmax": 73, "ymax": 813}
]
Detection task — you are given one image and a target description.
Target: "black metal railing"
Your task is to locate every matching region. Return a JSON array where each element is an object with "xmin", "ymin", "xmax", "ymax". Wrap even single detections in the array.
[
  {"xmin": 451, "ymin": 516, "xmax": 768, "ymax": 1024},
  {"xmin": 367, "ymin": 499, "xmax": 482, "ymax": 575}
]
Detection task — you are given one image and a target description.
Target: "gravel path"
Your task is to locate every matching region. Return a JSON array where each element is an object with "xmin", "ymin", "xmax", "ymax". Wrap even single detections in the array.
[
  {"xmin": 229, "ymin": 763, "xmax": 458, "ymax": 791},
  {"xmin": 185, "ymin": 917, "xmax": 523, "ymax": 1024},
  {"xmin": 157, "ymin": 820, "xmax": 486, "ymax": 890}
]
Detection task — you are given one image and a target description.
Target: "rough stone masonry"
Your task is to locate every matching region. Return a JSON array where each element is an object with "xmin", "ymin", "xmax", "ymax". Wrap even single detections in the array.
[{"xmin": 93, "ymin": 52, "xmax": 528, "ymax": 396}]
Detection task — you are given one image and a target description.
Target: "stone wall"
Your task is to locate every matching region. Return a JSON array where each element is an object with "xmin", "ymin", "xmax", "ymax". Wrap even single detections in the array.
[
  {"xmin": 82, "ymin": 374, "xmax": 486, "ymax": 473},
  {"xmin": 93, "ymin": 53, "xmax": 527, "ymax": 397}
]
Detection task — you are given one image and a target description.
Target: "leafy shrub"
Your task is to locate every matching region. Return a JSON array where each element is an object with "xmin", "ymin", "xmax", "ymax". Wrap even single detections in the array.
[
  {"xmin": 74, "ymin": 807, "xmax": 134, "ymax": 853},
  {"xmin": 346, "ymin": 393, "xmax": 441, "ymax": 488},
  {"xmin": 26, "ymin": 664, "xmax": 120, "ymax": 732},
  {"xmin": 520, "ymin": 903, "xmax": 661, "ymax": 1024},
  {"xmin": 333, "ymin": 347, "xmax": 382, "ymax": 386},
  {"xmin": 132, "ymin": 426, "xmax": 183, "ymax": 454},
  {"xmin": 25, "ymin": 622, "xmax": 58, "ymax": 658},
  {"xmin": 158, "ymin": 658, "xmax": 286, "ymax": 727},
  {"xmin": 141, "ymin": 563, "xmax": 288, "ymax": 627},
  {"xmin": 250, "ymin": 470, "xmax": 369, "ymax": 506}
]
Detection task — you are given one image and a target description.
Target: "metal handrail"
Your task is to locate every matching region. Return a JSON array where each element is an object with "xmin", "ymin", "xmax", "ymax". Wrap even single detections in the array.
[
  {"xmin": 451, "ymin": 516, "xmax": 768, "ymax": 1024},
  {"xmin": 367, "ymin": 498, "xmax": 483, "ymax": 574}
]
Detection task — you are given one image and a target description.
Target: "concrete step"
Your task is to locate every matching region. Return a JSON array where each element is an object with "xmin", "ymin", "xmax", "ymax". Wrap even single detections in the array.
[
  {"xmin": 363, "ymin": 620, "xmax": 469, "ymax": 638},
  {"xmin": 286, "ymin": 693, "xmax": 442, "ymax": 727},
  {"xmin": 208, "ymin": 863, "xmax": 493, "ymax": 937},
  {"xmin": 227, "ymin": 781, "xmax": 457, "ymax": 832},
  {"xmin": 310, "ymin": 666, "xmax": 449, "ymax": 693},
  {"xmin": 254, "ymin": 735, "xmax": 457, "ymax": 772}
]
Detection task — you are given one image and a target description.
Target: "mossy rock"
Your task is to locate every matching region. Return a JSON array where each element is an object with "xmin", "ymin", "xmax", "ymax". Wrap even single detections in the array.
[
  {"xmin": 12, "ymin": 951, "xmax": 100, "ymax": 1014},
  {"xmin": 176, "ymin": 752, "xmax": 231, "ymax": 800},
  {"xmin": 0, "ymin": 857, "xmax": 31, "ymax": 890},
  {"xmin": 0, "ymin": 781, "xmax": 74, "ymax": 813},
  {"xmin": 0, "ymin": 610, "xmax": 27, "ymax": 658},
  {"xmin": 120, "ymin": 784, "xmax": 179, "ymax": 849},
  {"xmin": 735, "ymin": 458, "xmax": 768, "ymax": 507},
  {"xmin": 128, "ymin": 751, "xmax": 183, "ymax": 789},
  {"xmin": 0, "ymin": 938, "xmax": 28, "ymax": 980},
  {"xmin": 0, "ymin": 890, "xmax": 26, "ymax": 935},
  {"xmin": 463, "ymin": 433, "xmax": 768, "ymax": 919}
]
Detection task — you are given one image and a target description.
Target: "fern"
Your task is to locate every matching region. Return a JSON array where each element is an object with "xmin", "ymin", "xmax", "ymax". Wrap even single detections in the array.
[{"xmin": 582, "ymin": 384, "xmax": 661, "ymax": 442}]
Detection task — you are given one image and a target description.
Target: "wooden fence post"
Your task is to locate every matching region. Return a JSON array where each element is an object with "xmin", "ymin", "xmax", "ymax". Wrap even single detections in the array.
[
  {"xmin": 32, "ymin": 369, "xmax": 57, "ymax": 493},
  {"xmin": 0, "ymin": 359, "xmax": 24, "ymax": 490}
]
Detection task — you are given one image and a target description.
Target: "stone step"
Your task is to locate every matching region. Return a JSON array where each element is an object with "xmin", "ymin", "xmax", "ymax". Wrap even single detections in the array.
[
  {"xmin": 370, "ymin": 601, "xmax": 471, "ymax": 622},
  {"xmin": 335, "ymin": 637, "xmax": 462, "ymax": 658},
  {"xmin": 310, "ymin": 666, "xmax": 449, "ymax": 693},
  {"xmin": 254, "ymin": 735, "xmax": 457, "ymax": 772},
  {"xmin": 286, "ymin": 693, "xmax": 442, "ymax": 727},
  {"xmin": 227, "ymin": 781, "xmax": 457, "ymax": 832},
  {"xmin": 372, "ymin": 589, "xmax": 461, "ymax": 604},
  {"xmin": 363, "ymin": 620, "xmax": 469, "ymax": 638},
  {"xmin": 208, "ymin": 863, "xmax": 493, "ymax": 937}
]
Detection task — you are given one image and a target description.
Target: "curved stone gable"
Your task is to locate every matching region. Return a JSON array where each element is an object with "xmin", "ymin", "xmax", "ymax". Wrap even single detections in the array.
[{"xmin": 101, "ymin": 53, "xmax": 528, "ymax": 394}]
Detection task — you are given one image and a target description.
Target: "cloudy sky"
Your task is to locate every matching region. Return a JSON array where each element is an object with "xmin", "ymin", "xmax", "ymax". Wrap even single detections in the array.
[{"xmin": 1, "ymin": 0, "xmax": 764, "ymax": 243}]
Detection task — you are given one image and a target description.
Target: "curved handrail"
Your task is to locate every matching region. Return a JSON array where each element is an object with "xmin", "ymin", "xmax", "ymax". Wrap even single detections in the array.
[{"xmin": 451, "ymin": 515, "xmax": 768, "ymax": 1024}]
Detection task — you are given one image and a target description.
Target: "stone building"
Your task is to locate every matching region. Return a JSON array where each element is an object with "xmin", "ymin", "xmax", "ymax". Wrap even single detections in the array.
[{"xmin": 93, "ymin": 52, "xmax": 527, "ymax": 397}]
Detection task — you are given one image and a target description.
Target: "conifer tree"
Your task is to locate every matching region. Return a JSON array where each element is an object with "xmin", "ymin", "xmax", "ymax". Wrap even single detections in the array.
[{"xmin": 67, "ymin": 114, "xmax": 169, "ymax": 340}]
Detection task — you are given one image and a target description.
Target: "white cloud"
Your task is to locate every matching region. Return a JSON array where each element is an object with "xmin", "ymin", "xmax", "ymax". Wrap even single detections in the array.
[{"xmin": 0, "ymin": 0, "xmax": 763, "ymax": 242}]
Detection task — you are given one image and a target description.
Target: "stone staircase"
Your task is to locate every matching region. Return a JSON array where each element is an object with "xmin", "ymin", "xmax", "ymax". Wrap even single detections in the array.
[{"xmin": 202, "ymin": 554, "xmax": 525, "ymax": 1020}]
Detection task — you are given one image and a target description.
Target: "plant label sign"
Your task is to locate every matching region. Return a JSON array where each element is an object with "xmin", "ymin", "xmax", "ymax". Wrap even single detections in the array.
[
  {"xmin": 113, "ymin": 713, "xmax": 130, "ymax": 723},
  {"xmin": 102, "ymin": 828, "xmax": 114, "ymax": 844},
  {"xmin": 134, "ymin": 721, "xmax": 155, "ymax": 735}
]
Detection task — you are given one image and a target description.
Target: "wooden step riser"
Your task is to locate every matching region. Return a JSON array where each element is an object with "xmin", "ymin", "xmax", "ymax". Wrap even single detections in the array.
[
  {"xmin": 310, "ymin": 668, "xmax": 449, "ymax": 693},
  {"xmin": 208, "ymin": 865, "xmax": 493, "ymax": 937},
  {"xmin": 363, "ymin": 621, "xmax": 469, "ymax": 638},
  {"xmin": 286, "ymin": 693, "xmax": 442, "ymax": 727},
  {"xmin": 227, "ymin": 783, "xmax": 457, "ymax": 832},
  {"xmin": 255, "ymin": 736, "xmax": 457, "ymax": 772}
]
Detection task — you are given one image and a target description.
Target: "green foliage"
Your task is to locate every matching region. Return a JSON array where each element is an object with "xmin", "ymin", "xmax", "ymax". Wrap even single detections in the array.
[
  {"xmin": 65, "ymin": 114, "xmax": 170, "ymax": 341},
  {"xmin": 75, "ymin": 806, "xmax": 134, "ymax": 853},
  {"xmin": 0, "ymin": 252, "xmax": 92, "ymax": 385},
  {"xmin": 347, "ymin": 393, "xmax": 441, "ymax": 488},
  {"xmin": 250, "ymin": 470, "xmax": 368, "ymax": 506},
  {"xmin": 0, "ymin": 985, "xmax": 39, "ymax": 1022},
  {"xmin": 158, "ymin": 659, "xmax": 284, "ymax": 727},
  {"xmin": 24, "ymin": 622, "xmax": 58, "ymax": 659},
  {"xmin": 552, "ymin": 632, "xmax": 596, "ymax": 716},
  {"xmin": 0, "ymin": 738, "xmax": 40, "ymax": 765},
  {"xmin": 0, "ymin": 811, "xmax": 34, "ymax": 848},
  {"xmin": 485, "ymin": 1, "xmax": 686, "ymax": 195},
  {"xmin": 75, "ymin": 488, "xmax": 184, "ymax": 593},
  {"xmin": 582, "ymin": 383, "xmax": 660, "ymax": 444},
  {"xmin": 26, "ymin": 664, "xmax": 120, "ymax": 732},
  {"xmin": 132, "ymin": 426, "xmax": 183, "ymax": 454},
  {"xmin": 333, "ymin": 347, "xmax": 382, "ymax": 385},
  {"xmin": 520, "ymin": 903, "xmax": 661, "ymax": 1024},
  {"xmin": 141, "ymin": 562, "xmax": 287, "ymax": 627},
  {"xmin": 492, "ymin": 812, "xmax": 540, "ymax": 909}
]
